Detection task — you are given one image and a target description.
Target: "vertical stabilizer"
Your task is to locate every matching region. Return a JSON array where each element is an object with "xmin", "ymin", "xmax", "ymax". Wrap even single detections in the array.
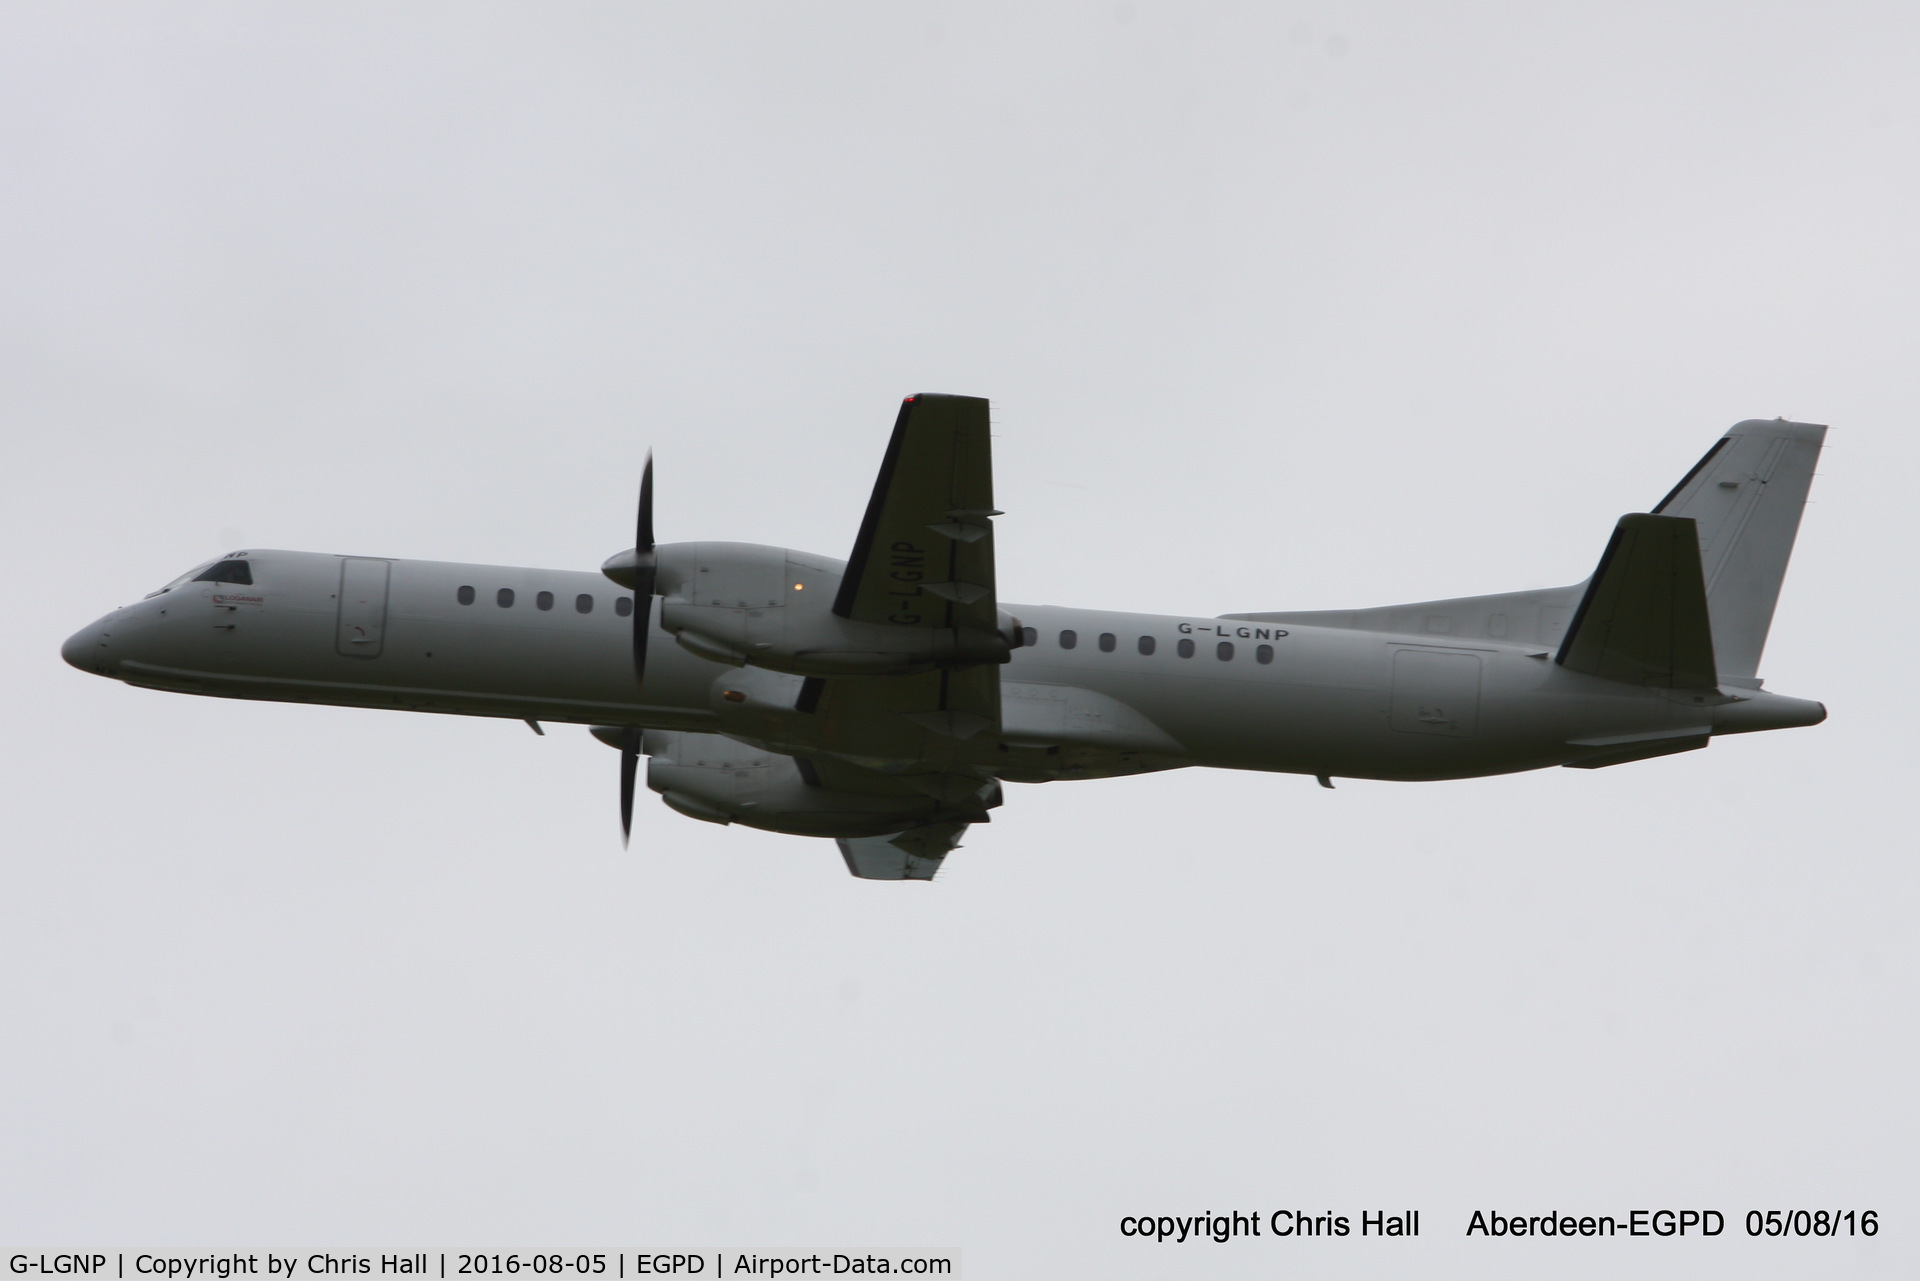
[{"xmin": 1651, "ymin": 419, "xmax": 1826, "ymax": 683}]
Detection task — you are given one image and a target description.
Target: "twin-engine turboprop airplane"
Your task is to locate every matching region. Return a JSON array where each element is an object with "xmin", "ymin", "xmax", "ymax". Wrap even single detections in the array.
[{"xmin": 63, "ymin": 397, "xmax": 1827, "ymax": 880}]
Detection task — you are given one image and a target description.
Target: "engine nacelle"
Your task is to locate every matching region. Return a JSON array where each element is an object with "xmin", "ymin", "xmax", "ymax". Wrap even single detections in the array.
[
  {"xmin": 644, "ymin": 731, "xmax": 944, "ymax": 838},
  {"xmin": 628, "ymin": 541, "xmax": 1018, "ymax": 677}
]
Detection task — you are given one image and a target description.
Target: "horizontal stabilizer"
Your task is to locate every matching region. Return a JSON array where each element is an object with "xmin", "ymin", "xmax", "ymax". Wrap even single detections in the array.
[
  {"xmin": 1563, "ymin": 726, "xmax": 1711, "ymax": 769},
  {"xmin": 1557, "ymin": 514, "xmax": 1718, "ymax": 691}
]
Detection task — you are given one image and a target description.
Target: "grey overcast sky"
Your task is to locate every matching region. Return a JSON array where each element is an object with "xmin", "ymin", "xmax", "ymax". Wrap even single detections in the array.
[{"xmin": 3, "ymin": 4, "xmax": 1915, "ymax": 1277}]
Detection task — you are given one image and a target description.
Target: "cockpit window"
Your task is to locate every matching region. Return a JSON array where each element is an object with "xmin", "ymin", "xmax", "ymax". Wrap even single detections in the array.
[
  {"xmin": 147, "ymin": 559, "xmax": 221, "ymax": 597},
  {"xmin": 193, "ymin": 560, "xmax": 254, "ymax": 585}
]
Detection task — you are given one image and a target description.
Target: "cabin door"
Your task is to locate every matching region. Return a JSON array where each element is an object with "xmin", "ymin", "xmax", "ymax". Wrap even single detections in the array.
[
  {"xmin": 1389, "ymin": 648, "xmax": 1481, "ymax": 737},
  {"xmin": 336, "ymin": 558, "xmax": 391, "ymax": 658}
]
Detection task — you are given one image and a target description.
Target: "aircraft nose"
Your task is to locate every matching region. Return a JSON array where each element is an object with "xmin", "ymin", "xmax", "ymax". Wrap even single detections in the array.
[{"xmin": 62, "ymin": 618, "xmax": 118, "ymax": 676}]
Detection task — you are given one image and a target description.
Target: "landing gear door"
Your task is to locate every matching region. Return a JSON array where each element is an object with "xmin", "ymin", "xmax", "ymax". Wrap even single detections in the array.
[{"xmin": 336, "ymin": 558, "xmax": 391, "ymax": 658}]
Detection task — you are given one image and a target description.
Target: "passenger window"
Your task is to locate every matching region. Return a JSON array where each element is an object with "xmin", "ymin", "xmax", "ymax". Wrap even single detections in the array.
[
  {"xmin": 1059, "ymin": 629, "xmax": 1077, "ymax": 649},
  {"xmin": 1098, "ymin": 633, "xmax": 1116, "ymax": 652},
  {"xmin": 1177, "ymin": 638, "xmax": 1195, "ymax": 658},
  {"xmin": 497, "ymin": 588, "xmax": 515, "ymax": 608},
  {"xmin": 615, "ymin": 597, "xmax": 633, "ymax": 617},
  {"xmin": 457, "ymin": 586, "xmax": 475, "ymax": 605},
  {"xmin": 536, "ymin": 590, "xmax": 554, "ymax": 611},
  {"xmin": 1138, "ymin": 636, "xmax": 1156, "ymax": 655},
  {"xmin": 1020, "ymin": 626, "xmax": 1037, "ymax": 648},
  {"xmin": 1217, "ymin": 641, "xmax": 1234, "ymax": 661},
  {"xmin": 1256, "ymin": 644, "xmax": 1274, "ymax": 664},
  {"xmin": 193, "ymin": 561, "xmax": 252, "ymax": 585},
  {"xmin": 576, "ymin": 594, "xmax": 594, "ymax": 614}
]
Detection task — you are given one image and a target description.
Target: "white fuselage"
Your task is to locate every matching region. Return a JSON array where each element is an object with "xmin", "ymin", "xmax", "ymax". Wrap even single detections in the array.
[{"xmin": 62, "ymin": 546, "xmax": 1819, "ymax": 785}]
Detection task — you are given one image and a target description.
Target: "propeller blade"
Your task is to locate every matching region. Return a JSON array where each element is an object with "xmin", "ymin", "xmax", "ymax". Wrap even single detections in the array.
[
  {"xmin": 620, "ymin": 727, "xmax": 640, "ymax": 845},
  {"xmin": 637, "ymin": 451, "xmax": 655, "ymax": 554},
  {"xmin": 631, "ymin": 454, "xmax": 657, "ymax": 685},
  {"xmin": 621, "ymin": 458, "xmax": 654, "ymax": 846}
]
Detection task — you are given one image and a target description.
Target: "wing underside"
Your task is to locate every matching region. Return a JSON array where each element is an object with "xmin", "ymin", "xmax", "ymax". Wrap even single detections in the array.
[
  {"xmin": 833, "ymin": 394, "xmax": 1001, "ymax": 638},
  {"xmin": 803, "ymin": 393, "xmax": 1008, "ymax": 873},
  {"xmin": 647, "ymin": 394, "xmax": 1010, "ymax": 880},
  {"xmin": 837, "ymin": 822, "xmax": 970, "ymax": 880}
]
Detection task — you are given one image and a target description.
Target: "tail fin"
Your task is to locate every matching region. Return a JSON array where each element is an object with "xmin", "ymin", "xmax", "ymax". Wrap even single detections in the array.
[{"xmin": 1650, "ymin": 418, "xmax": 1826, "ymax": 684}]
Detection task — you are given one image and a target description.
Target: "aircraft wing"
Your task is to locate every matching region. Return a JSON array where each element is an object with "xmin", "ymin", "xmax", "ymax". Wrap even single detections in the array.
[
  {"xmin": 802, "ymin": 663, "xmax": 1001, "ymax": 753},
  {"xmin": 805, "ymin": 751, "xmax": 987, "ymax": 880},
  {"xmin": 793, "ymin": 395, "xmax": 1009, "ymax": 874},
  {"xmin": 837, "ymin": 821, "xmax": 970, "ymax": 881},
  {"xmin": 833, "ymin": 394, "xmax": 1001, "ymax": 637},
  {"xmin": 796, "ymin": 668, "xmax": 1001, "ymax": 880},
  {"xmin": 803, "ymin": 393, "xmax": 1005, "ymax": 744}
]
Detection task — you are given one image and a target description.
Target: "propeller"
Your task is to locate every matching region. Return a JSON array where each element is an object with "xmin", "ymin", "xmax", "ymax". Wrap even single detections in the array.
[
  {"xmin": 620, "ymin": 727, "xmax": 642, "ymax": 845},
  {"xmin": 618, "ymin": 455, "xmax": 657, "ymax": 845},
  {"xmin": 630, "ymin": 453, "xmax": 656, "ymax": 681}
]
